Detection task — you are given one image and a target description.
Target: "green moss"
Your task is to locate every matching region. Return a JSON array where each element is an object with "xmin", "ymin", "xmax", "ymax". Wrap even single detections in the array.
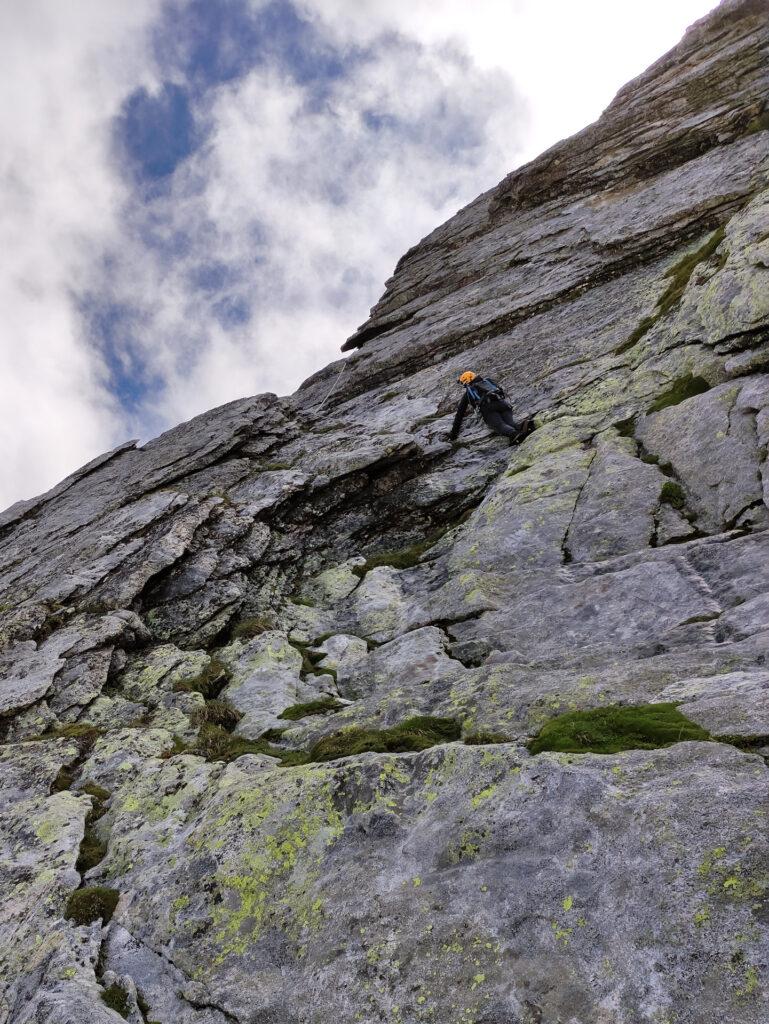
[
  {"xmin": 617, "ymin": 315, "xmax": 659, "ymax": 354},
  {"xmin": 648, "ymin": 375, "xmax": 711, "ymax": 414},
  {"xmin": 101, "ymin": 984, "xmax": 131, "ymax": 1019},
  {"xmin": 614, "ymin": 415, "xmax": 638, "ymax": 438},
  {"xmin": 528, "ymin": 703, "xmax": 711, "ymax": 755},
  {"xmin": 43, "ymin": 723, "xmax": 103, "ymax": 744},
  {"xmin": 81, "ymin": 782, "xmax": 111, "ymax": 803},
  {"xmin": 307, "ymin": 716, "xmax": 461, "ymax": 763},
  {"xmin": 660, "ymin": 481, "xmax": 687, "ymax": 510},
  {"xmin": 291, "ymin": 641, "xmax": 337, "ymax": 681},
  {"xmin": 172, "ymin": 658, "xmax": 229, "ymax": 700},
  {"xmin": 657, "ymin": 229, "xmax": 725, "ymax": 316},
  {"xmin": 278, "ymin": 698, "xmax": 345, "ymax": 721},
  {"xmin": 76, "ymin": 832, "xmax": 108, "ymax": 872},
  {"xmin": 50, "ymin": 766, "xmax": 76, "ymax": 793},
  {"xmin": 464, "ymin": 732, "xmax": 512, "ymax": 745},
  {"xmin": 78, "ymin": 783, "xmax": 111, "ymax": 874},
  {"xmin": 618, "ymin": 228, "xmax": 726, "ymax": 352},
  {"xmin": 352, "ymin": 529, "xmax": 449, "ymax": 577},
  {"xmin": 291, "ymin": 596, "xmax": 317, "ymax": 608},
  {"xmin": 745, "ymin": 110, "xmax": 769, "ymax": 135},
  {"xmin": 65, "ymin": 885, "xmax": 120, "ymax": 925}
]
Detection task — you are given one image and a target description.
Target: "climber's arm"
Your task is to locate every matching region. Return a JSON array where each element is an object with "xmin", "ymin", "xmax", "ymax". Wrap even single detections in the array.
[{"xmin": 449, "ymin": 392, "xmax": 469, "ymax": 440}]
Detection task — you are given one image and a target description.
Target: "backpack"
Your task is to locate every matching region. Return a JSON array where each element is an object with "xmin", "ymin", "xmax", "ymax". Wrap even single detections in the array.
[{"xmin": 466, "ymin": 377, "xmax": 505, "ymax": 406}]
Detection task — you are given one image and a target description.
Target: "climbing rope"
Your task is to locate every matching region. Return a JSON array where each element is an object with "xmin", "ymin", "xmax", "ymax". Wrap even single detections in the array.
[{"xmin": 317, "ymin": 359, "xmax": 349, "ymax": 411}]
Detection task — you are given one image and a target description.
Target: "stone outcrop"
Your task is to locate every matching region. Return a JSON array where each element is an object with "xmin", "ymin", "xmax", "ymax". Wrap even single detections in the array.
[{"xmin": 2, "ymin": 2, "xmax": 769, "ymax": 1021}]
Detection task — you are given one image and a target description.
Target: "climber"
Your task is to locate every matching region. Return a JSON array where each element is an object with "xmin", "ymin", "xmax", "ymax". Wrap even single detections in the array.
[{"xmin": 449, "ymin": 371, "xmax": 534, "ymax": 445}]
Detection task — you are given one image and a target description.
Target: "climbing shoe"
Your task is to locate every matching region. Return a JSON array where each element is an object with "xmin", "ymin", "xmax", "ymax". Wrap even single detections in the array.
[{"xmin": 509, "ymin": 416, "xmax": 535, "ymax": 445}]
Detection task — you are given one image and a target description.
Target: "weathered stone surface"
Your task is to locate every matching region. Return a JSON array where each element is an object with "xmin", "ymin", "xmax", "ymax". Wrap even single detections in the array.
[
  {"xmin": 2, "ymin": 2, "xmax": 769, "ymax": 1019},
  {"xmin": 98, "ymin": 743, "xmax": 768, "ymax": 1024}
]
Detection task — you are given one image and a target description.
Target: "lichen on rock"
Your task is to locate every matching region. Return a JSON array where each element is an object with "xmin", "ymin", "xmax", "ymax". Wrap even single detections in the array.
[{"xmin": 2, "ymin": 2, "xmax": 769, "ymax": 1020}]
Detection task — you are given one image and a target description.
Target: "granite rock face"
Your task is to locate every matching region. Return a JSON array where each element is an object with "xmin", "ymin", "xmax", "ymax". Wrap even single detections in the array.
[{"xmin": 2, "ymin": 3, "xmax": 769, "ymax": 1021}]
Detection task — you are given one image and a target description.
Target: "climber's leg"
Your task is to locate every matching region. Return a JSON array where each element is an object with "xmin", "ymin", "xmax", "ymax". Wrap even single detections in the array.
[{"xmin": 482, "ymin": 405, "xmax": 519, "ymax": 437}]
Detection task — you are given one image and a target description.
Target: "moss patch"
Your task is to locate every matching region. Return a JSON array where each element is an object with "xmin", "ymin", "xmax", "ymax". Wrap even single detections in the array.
[
  {"xmin": 175, "ymin": 715, "xmax": 462, "ymax": 767},
  {"xmin": 76, "ymin": 834, "xmax": 108, "ymax": 873},
  {"xmin": 308, "ymin": 716, "xmax": 461, "ymax": 763},
  {"xmin": 464, "ymin": 732, "xmax": 513, "ymax": 745},
  {"xmin": 76, "ymin": 785, "xmax": 112, "ymax": 873},
  {"xmin": 278, "ymin": 698, "xmax": 345, "ymax": 721},
  {"xmin": 656, "ymin": 229, "xmax": 725, "ymax": 317},
  {"xmin": 352, "ymin": 529, "xmax": 449, "ymax": 577},
  {"xmin": 81, "ymin": 782, "xmax": 111, "ymax": 803},
  {"xmin": 618, "ymin": 228, "xmax": 726, "ymax": 352},
  {"xmin": 660, "ymin": 480, "xmax": 687, "ymax": 510},
  {"xmin": 648, "ymin": 375, "xmax": 711, "ymax": 414},
  {"xmin": 528, "ymin": 703, "xmax": 710, "ymax": 755},
  {"xmin": 65, "ymin": 885, "xmax": 120, "ymax": 925},
  {"xmin": 101, "ymin": 983, "xmax": 131, "ymax": 1018}
]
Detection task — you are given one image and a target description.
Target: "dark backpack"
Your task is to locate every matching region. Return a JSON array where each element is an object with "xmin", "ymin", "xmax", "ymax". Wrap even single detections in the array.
[{"xmin": 466, "ymin": 378, "xmax": 505, "ymax": 406}]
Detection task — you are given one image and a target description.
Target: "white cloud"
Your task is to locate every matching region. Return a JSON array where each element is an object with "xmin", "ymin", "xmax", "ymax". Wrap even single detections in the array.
[
  {"xmin": 0, "ymin": 0, "xmax": 161, "ymax": 509},
  {"xmin": 299, "ymin": 0, "xmax": 720, "ymax": 159}
]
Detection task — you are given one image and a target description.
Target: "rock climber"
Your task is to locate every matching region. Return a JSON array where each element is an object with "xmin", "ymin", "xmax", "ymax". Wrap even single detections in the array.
[{"xmin": 449, "ymin": 371, "xmax": 535, "ymax": 445}]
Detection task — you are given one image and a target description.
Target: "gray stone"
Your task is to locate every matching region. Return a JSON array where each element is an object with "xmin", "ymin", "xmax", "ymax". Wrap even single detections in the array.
[{"xmin": 2, "ymin": 4, "xmax": 769, "ymax": 1019}]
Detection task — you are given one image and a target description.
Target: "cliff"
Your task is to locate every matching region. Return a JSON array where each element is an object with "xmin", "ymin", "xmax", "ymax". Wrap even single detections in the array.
[{"xmin": 2, "ymin": 2, "xmax": 769, "ymax": 1021}]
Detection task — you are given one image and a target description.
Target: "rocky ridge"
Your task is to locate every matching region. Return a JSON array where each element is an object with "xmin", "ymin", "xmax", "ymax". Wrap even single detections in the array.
[{"xmin": 2, "ymin": 2, "xmax": 769, "ymax": 1021}]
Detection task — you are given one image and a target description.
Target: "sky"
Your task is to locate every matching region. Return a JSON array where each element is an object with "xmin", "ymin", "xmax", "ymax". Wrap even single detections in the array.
[{"xmin": 0, "ymin": 0, "xmax": 719, "ymax": 510}]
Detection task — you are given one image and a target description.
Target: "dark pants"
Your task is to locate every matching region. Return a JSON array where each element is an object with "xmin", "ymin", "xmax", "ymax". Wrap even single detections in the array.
[{"xmin": 481, "ymin": 398, "xmax": 521, "ymax": 437}]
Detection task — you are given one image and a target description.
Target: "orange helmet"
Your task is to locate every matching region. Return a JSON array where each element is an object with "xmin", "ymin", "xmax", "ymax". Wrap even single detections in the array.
[{"xmin": 458, "ymin": 371, "xmax": 476, "ymax": 385}]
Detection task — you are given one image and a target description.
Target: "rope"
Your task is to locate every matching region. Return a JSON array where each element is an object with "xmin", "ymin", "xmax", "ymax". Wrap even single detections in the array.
[{"xmin": 317, "ymin": 359, "xmax": 349, "ymax": 411}]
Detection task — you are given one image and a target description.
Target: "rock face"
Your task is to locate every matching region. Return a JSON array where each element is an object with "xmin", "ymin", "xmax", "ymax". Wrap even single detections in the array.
[{"xmin": 2, "ymin": 3, "xmax": 769, "ymax": 1021}]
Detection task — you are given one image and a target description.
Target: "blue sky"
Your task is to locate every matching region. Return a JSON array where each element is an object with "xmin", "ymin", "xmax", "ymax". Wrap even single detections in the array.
[{"xmin": 0, "ymin": 0, "xmax": 718, "ymax": 508}]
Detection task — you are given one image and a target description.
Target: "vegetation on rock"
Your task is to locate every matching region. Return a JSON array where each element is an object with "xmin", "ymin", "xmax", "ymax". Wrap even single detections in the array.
[
  {"xmin": 528, "ymin": 703, "xmax": 711, "ymax": 755},
  {"xmin": 65, "ymin": 886, "xmax": 120, "ymax": 925},
  {"xmin": 278, "ymin": 697, "xmax": 345, "ymax": 720},
  {"xmin": 648, "ymin": 375, "xmax": 711, "ymax": 414},
  {"xmin": 307, "ymin": 716, "xmax": 461, "ymax": 762},
  {"xmin": 172, "ymin": 658, "xmax": 229, "ymax": 699},
  {"xmin": 101, "ymin": 983, "xmax": 131, "ymax": 1018}
]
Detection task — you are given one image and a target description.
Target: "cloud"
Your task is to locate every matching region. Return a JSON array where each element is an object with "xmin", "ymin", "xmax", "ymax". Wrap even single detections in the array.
[{"xmin": 0, "ymin": 0, "xmax": 161, "ymax": 509}]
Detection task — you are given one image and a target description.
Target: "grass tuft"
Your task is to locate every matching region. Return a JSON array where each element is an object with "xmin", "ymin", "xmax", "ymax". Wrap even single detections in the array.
[
  {"xmin": 176, "ymin": 723, "xmax": 307, "ymax": 766},
  {"xmin": 618, "ymin": 228, "xmax": 726, "ymax": 353},
  {"xmin": 230, "ymin": 617, "xmax": 273, "ymax": 641},
  {"xmin": 172, "ymin": 658, "xmax": 229, "ymax": 700},
  {"xmin": 660, "ymin": 481, "xmax": 687, "ymax": 510},
  {"xmin": 191, "ymin": 698, "xmax": 242, "ymax": 731},
  {"xmin": 173, "ymin": 715, "xmax": 461, "ymax": 767},
  {"xmin": 352, "ymin": 530, "xmax": 449, "ymax": 578},
  {"xmin": 528, "ymin": 703, "xmax": 710, "ymax": 755}
]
